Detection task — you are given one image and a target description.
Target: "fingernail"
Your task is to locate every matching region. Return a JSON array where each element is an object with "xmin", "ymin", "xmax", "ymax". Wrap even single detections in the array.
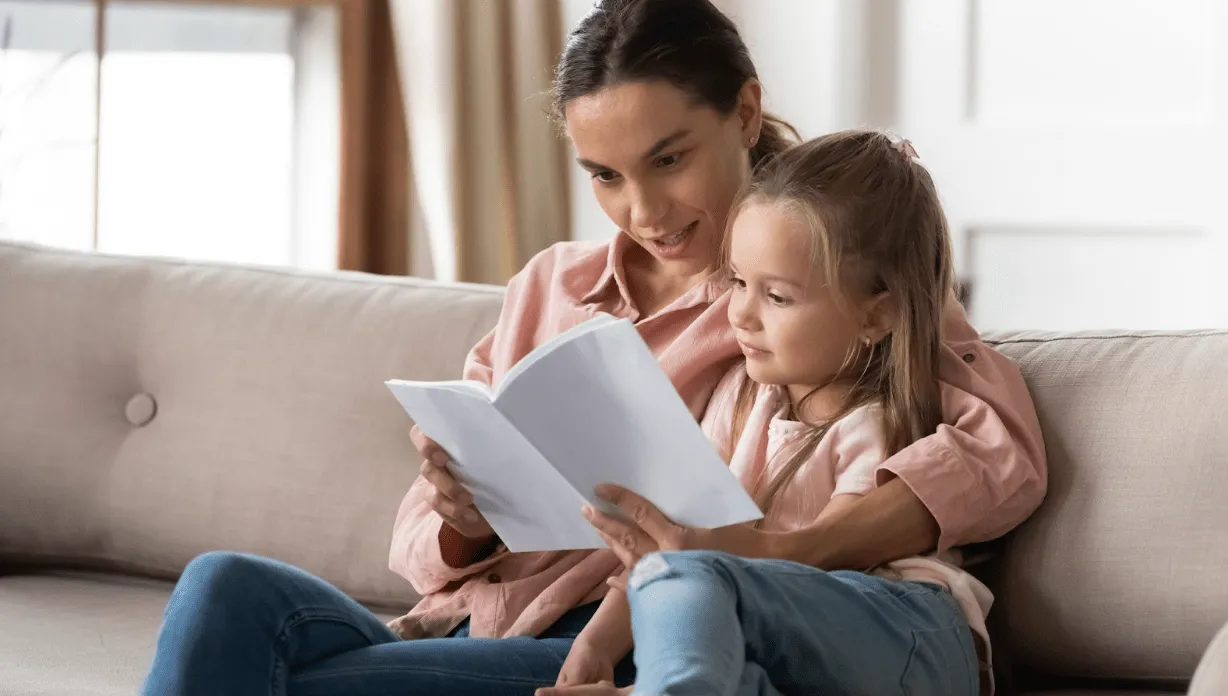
[
  {"xmin": 594, "ymin": 483, "xmax": 614, "ymax": 498},
  {"xmin": 582, "ymin": 505, "xmax": 594, "ymax": 519},
  {"xmin": 465, "ymin": 511, "xmax": 479, "ymax": 523}
]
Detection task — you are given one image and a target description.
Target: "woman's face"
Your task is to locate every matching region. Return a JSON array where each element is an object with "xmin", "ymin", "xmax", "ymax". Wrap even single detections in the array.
[{"xmin": 564, "ymin": 79, "xmax": 761, "ymax": 277}]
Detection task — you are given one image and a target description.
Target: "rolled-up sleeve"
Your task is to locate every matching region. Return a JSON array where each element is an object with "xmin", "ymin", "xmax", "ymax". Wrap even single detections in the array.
[{"xmin": 875, "ymin": 303, "xmax": 1048, "ymax": 551}]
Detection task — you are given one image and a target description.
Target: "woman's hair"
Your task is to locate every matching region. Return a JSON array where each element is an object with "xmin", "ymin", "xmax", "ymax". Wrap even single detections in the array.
[
  {"xmin": 552, "ymin": 0, "xmax": 798, "ymax": 168},
  {"xmin": 724, "ymin": 129, "xmax": 955, "ymax": 512}
]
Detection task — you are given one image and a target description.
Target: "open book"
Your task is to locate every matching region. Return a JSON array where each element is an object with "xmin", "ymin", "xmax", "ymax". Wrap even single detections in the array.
[{"xmin": 385, "ymin": 313, "xmax": 763, "ymax": 552}]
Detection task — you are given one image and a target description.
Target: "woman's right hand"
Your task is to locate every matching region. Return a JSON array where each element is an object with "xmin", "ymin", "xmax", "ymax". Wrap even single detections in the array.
[{"xmin": 410, "ymin": 424, "xmax": 495, "ymax": 540}]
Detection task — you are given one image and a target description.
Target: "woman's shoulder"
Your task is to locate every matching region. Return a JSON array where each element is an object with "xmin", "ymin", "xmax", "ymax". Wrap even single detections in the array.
[{"xmin": 512, "ymin": 238, "xmax": 612, "ymax": 293}]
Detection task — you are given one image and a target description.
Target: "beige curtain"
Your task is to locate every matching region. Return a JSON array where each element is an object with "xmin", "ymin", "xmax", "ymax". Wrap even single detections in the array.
[{"xmin": 390, "ymin": 0, "xmax": 569, "ymax": 285}]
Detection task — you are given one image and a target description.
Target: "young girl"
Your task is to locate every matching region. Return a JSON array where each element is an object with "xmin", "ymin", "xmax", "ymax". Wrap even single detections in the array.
[{"xmin": 545, "ymin": 130, "xmax": 994, "ymax": 696}]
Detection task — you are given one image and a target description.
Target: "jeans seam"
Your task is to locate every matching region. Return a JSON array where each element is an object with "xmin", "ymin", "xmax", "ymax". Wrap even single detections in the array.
[
  {"xmin": 291, "ymin": 663, "xmax": 550, "ymax": 686},
  {"xmin": 271, "ymin": 607, "xmax": 392, "ymax": 694}
]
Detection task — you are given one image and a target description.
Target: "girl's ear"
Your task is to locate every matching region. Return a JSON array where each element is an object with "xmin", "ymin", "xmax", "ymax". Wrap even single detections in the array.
[{"xmin": 860, "ymin": 291, "xmax": 898, "ymax": 344}]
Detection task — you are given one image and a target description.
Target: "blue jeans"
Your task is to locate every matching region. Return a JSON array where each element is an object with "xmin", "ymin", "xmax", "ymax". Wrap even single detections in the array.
[
  {"xmin": 625, "ymin": 550, "xmax": 981, "ymax": 696},
  {"xmin": 140, "ymin": 551, "xmax": 634, "ymax": 696}
]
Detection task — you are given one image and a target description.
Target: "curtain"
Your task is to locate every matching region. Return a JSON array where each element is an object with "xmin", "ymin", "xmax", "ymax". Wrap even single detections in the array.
[
  {"xmin": 390, "ymin": 0, "xmax": 569, "ymax": 285},
  {"xmin": 337, "ymin": 0, "xmax": 413, "ymax": 275}
]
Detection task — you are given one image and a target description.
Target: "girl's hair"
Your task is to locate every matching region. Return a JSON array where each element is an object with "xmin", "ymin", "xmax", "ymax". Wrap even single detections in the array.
[
  {"xmin": 724, "ymin": 129, "xmax": 955, "ymax": 512},
  {"xmin": 551, "ymin": 0, "xmax": 799, "ymax": 168}
]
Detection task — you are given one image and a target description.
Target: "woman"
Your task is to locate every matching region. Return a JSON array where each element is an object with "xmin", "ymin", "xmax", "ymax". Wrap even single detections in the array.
[{"xmin": 140, "ymin": 1, "xmax": 1045, "ymax": 694}]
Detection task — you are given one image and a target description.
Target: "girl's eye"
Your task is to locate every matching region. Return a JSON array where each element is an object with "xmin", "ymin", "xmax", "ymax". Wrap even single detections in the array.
[
  {"xmin": 592, "ymin": 170, "xmax": 620, "ymax": 184},
  {"xmin": 730, "ymin": 275, "xmax": 746, "ymax": 289},
  {"xmin": 768, "ymin": 292, "xmax": 791, "ymax": 307}
]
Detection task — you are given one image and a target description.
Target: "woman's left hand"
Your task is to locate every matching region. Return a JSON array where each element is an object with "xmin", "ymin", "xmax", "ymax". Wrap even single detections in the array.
[
  {"xmin": 583, "ymin": 484, "xmax": 762, "ymax": 569},
  {"xmin": 536, "ymin": 682, "xmax": 631, "ymax": 696}
]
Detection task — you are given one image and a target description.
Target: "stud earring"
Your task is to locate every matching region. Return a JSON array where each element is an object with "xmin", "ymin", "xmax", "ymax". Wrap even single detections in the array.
[{"xmin": 748, "ymin": 135, "xmax": 758, "ymax": 147}]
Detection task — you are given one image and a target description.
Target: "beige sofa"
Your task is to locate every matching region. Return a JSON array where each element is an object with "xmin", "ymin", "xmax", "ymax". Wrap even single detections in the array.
[{"xmin": 1, "ymin": 240, "xmax": 1225, "ymax": 696}]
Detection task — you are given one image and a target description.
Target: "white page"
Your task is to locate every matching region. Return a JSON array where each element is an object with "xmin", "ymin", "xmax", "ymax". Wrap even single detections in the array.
[
  {"xmin": 385, "ymin": 380, "xmax": 601, "ymax": 551},
  {"xmin": 494, "ymin": 318, "xmax": 764, "ymax": 530},
  {"xmin": 497, "ymin": 313, "xmax": 618, "ymax": 397}
]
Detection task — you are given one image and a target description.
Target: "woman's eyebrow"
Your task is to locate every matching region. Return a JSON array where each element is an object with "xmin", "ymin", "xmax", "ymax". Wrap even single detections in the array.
[{"xmin": 575, "ymin": 128, "xmax": 692, "ymax": 172}]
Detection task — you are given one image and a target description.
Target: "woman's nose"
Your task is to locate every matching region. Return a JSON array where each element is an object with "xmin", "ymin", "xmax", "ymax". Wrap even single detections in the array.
[{"xmin": 628, "ymin": 183, "xmax": 669, "ymax": 231}]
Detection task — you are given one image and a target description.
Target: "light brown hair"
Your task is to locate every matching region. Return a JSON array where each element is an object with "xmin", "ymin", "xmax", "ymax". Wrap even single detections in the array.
[{"xmin": 724, "ymin": 129, "xmax": 955, "ymax": 512}]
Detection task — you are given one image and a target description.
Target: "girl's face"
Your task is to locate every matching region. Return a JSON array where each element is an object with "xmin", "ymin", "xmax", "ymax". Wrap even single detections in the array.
[
  {"xmin": 564, "ymin": 79, "xmax": 760, "ymax": 278},
  {"xmin": 727, "ymin": 201, "xmax": 889, "ymax": 411}
]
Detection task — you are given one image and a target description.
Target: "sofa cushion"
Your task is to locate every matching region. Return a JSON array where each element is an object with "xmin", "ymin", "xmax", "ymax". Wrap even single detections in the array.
[
  {"xmin": 989, "ymin": 330, "xmax": 1228, "ymax": 683},
  {"xmin": 0, "ymin": 242, "xmax": 504, "ymax": 609}
]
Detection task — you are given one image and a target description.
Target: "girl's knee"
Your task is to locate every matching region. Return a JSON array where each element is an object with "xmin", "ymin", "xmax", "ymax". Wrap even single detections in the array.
[{"xmin": 626, "ymin": 550, "xmax": 737, "ymax": 593}]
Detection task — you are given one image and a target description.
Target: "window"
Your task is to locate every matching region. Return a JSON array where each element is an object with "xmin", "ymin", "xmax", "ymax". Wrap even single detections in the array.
[{"xmin": 0, "ymin": 0, "xmax": 339, "ymax": 269}]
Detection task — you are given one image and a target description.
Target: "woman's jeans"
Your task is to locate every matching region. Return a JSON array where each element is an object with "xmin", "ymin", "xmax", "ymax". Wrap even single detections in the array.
[
  {"xmin": 625, "ymin": 550, "xmax": 982, "ymax": 696},
  {"xmin": 139, "ymin": 551, "xmax": 634, "ymax": 696}
]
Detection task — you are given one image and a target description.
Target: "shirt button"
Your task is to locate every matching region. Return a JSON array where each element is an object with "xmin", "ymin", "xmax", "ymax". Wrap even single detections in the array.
[
  {"xmin": 487, "ymin": 573, "xmax": 501, "ymax": 584},
  {"xmin": 962, "ymin": 353, "xmax": 975, "ymax": 363}
]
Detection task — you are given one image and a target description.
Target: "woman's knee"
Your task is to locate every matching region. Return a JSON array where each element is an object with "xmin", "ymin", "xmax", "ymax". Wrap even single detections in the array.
[{"xmin": 172, "ymin": 551, "xmax": 283, "ymax": 610}]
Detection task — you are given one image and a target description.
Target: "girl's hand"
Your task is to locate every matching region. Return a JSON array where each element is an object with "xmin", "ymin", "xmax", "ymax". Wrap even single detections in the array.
[
  {"xmin": 410, "ymin": 425, "xmax": 494, "ymax": 540},
  {"xmin": 553, "ymin": 637, "xmax": 617, "ymax": 688}
]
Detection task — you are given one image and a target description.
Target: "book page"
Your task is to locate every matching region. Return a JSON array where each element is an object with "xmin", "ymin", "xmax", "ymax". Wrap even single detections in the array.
[
  {"xmin": 385, "ymin": 380, "xmax": 602, "ymax": 551},
  {"xmin": 493, "ymin": 318, "xmax": 764, "ymax": 530},
  {"xmin": 496, "ymin": 313, "xmax": 618, "ymax": 398}
]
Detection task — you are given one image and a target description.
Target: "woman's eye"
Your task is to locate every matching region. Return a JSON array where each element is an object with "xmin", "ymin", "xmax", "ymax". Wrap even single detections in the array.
[
  {"xmin": 592, "ymin": 170, "xmax": 620, "ymax": 183},
  {"xmin": 655, "ymin": 152, "xmax": 683, "ymax": 168}
]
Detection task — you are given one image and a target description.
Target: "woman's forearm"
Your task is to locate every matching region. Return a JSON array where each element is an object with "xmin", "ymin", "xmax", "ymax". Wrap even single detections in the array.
[
  {"xmin": 760, "ymin": 477, "xmax": 940, "ymax": 570},
  {"xmin": 575, "ymin": 585, "xmax": 634, "ymax": 659}
]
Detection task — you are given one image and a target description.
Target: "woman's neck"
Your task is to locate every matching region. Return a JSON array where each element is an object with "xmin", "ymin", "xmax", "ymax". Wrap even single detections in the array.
[{"xmin": 623, "ymin": 244, "xmax": 717, "ymax": 316}]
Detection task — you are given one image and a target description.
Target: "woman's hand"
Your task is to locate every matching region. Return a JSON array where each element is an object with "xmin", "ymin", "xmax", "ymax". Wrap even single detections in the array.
[
  {"xmin": 410, "ymin": 425, "xmax": 494, "ymax": 540},
  {"xmin": 583, "ymin": 484, "xmax": 763, "ymax": 568},
  {"xmin": 536, "ymin": 682, "xmax": 631, "ymax": 696},
  {"xmin": 553, "ymin": 637, "xmax": 617, "ymax": 689}
]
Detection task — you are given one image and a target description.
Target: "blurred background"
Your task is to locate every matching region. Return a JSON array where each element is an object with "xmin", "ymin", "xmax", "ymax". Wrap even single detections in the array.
[{"xmin": 2, "ymin": 0, "xmax": 1226, "ymax": 331}]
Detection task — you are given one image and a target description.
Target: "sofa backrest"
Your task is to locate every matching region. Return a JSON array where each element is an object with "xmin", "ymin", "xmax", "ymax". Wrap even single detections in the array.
[
  {"xmin": 989, "ymin": 330, "xmax": 1228, "ymax": 688},
  {"xmin": 0, "ymin": 242, "xmax": 503, "ymax": 608}
]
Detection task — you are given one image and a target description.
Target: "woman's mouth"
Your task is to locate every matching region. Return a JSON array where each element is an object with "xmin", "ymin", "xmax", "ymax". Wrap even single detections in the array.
[{"xmin": 650, "ymin": 221, "xmax": 698, "ymax": 258}]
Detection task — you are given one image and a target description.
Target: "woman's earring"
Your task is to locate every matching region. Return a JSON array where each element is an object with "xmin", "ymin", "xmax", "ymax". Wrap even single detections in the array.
[{"xmin": 748, "ymin": 135, "xmax": 758, "ymax": 147}]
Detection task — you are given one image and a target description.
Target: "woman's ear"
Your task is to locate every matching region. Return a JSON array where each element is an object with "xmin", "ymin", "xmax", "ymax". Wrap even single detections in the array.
[
  {"xmin": 861, "ymin": 292, "xmax": 898, "ymax": 344},
  {"xmin": 736, "ymin": 79, "xmax": 764, "ymax": 144}
]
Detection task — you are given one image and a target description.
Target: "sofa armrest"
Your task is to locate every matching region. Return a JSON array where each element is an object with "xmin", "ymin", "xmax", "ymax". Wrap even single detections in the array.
[{"xmin": 1189, "ymin": 620, "xmax": 1228, "ymax": 696}]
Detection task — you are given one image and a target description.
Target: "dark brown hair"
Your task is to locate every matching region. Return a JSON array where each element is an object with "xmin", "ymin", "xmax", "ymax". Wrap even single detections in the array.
[
  {"xmin": 552, "ymin": 0, "xmax": 798, "ymax": 168},
  {"xmin": 724, "ymin": 130, "xmax": 955, "ymax": 511}
]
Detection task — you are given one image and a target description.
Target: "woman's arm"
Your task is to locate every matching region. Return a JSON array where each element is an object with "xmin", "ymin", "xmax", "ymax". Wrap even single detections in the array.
[{"xmin": 584, "ymin": 476, "xmax": 937, "ymax": 572}]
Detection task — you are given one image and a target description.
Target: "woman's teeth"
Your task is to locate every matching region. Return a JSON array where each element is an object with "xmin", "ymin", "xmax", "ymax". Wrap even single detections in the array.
[{"xmin": 656, "ymin": 223, "xmax": 694, "ymax": 247}]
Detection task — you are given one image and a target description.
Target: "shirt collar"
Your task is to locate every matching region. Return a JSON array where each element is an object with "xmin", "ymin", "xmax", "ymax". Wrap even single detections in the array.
[{"xmin": 581, "ymin": 231, "xmax": 729, "ymax": 310}]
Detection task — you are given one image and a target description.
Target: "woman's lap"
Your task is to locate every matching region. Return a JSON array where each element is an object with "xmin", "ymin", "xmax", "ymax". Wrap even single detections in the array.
[{"xmin": 142, "ymin": 551, "xmax": 631, "ymax": 696}]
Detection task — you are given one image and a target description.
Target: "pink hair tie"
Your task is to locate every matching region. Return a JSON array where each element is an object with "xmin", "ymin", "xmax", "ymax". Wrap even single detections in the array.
[{"xmin": 887, "ymin": 133, "xmax": 920, "ymax": 161}]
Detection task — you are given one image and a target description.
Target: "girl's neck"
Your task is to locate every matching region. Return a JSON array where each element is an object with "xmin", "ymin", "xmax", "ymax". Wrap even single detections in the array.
[{"xmin": 785, "ymin": 382, "xmax": 854, "ymax": 424}]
